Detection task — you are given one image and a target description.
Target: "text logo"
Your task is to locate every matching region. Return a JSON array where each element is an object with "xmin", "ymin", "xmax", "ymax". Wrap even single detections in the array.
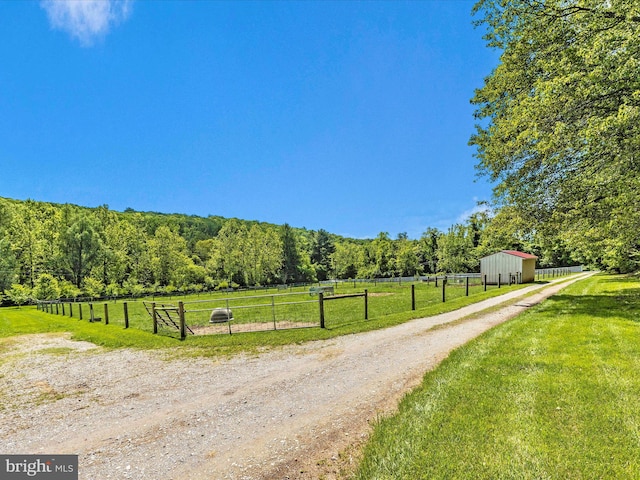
[{"xmin": 1, "ymin": 455, "xmax": 78, "ymax": 479}]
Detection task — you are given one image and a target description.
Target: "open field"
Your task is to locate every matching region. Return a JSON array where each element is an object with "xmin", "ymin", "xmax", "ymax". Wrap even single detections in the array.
[
  {"xmin": 0, "ymin": 274, "xmax": 591, "ymax": 479},
  {"xmin": 31, "ymin": 277, "xmax": 542, "ymax": 343},
  {"xmin": 354, "ymin": 273, "xmax": 640, "ymax": 479}
]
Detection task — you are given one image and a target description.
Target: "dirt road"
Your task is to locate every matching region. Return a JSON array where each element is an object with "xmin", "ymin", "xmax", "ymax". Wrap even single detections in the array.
[{"xmin": 0, "ymin": 274, "xmax": 591, "ymax": 479}]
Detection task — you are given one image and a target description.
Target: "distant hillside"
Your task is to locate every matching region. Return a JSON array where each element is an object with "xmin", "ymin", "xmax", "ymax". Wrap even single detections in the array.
[
  {"xmin": 0, "ymin": 196, "xmax": 576, "ymax": 303},
  {"xmin": 0, "ymin": 196, "xmax": 423, "ymax": 301}
]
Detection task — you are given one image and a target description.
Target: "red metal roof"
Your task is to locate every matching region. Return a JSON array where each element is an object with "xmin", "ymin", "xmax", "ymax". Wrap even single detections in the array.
[{"xmin": 501, "ymin": 250, "xmax": 538, "ymax": 259}]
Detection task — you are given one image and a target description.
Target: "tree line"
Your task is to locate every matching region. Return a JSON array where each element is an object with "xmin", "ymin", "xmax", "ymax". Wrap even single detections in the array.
[
  {"xmin": 0, "ymin": 197, "xmax": 577, "ymax": 304},
  {"xmin": 471, "ymin": 0, "xmax": 640, "ymax": 273}
]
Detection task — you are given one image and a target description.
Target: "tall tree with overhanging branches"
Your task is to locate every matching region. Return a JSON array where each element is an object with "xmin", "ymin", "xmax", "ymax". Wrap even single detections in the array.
[
  {"xmin": 59, "ymin": 209, "xmax": 103, "ymax": 288},
  {"xmin": 471, "ymin": 0, "xmax": 640, "ymax": 271},
  {"xmin": 311, "ymin": 229, "xmax": 335, "ymax": 281},
  {"xmin": 280, "ymin": 223, "xmax": 301, "ymax": 284}
]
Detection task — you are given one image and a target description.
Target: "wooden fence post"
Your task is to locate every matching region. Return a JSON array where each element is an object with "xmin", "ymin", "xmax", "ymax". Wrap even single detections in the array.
[
  {"xmin": 364, "ymin": 289, "xmax": 368, "ymax": 320},
  {"xmin": 178, "ymin": 301, "xmax": 186, "ymax": 340},
  {"xmin": 79, "ymin": 304, "xmax": 83, "ymax": 320},
  {"xmin": 411, "ymin": 284, "xmax": 416, "ymax": 311},
  {"xmin": 123, "ymin": 302, "xmax": 129, "ymax": 329},
  {"xmin": 484, "ymin": 275, "xmax": 487, "ymax": 291},
  {"xmin": 498, "ymin": 273, "xmax": 501, "ymax": 288},
  {"xmin": 69, "ymin": 303, "xmax": 73, "ymax": 318},
  {"xmin": 104, "ymin": 303, "xmax": 109, "ymax": 325},
  {"xmin": 271, "ymin": 296, "xmax": 277, "ymax": 330},
  {"xmin": 442, "ymin": 277, "xmax": 446, "ymax": 302},
  {"xmin": 319, "ymin": 293, "xmax": 325, "ymax": 329},
  {"xmin": 152, "ymin": 302, "xmax": 158, "ymax": 334},
  {"xmin": 466, "ymin": 276, "xmax": 469, "ymax": 296}
]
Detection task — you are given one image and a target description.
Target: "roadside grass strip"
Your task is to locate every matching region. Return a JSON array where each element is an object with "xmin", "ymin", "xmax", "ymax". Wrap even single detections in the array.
[
  {"xmin": 0, "ymin": 281, "xmax": 536, "ymax": 357},
  {"xmin": 354, "ymin": 274, "xmax": 640, "ymax": 479}
]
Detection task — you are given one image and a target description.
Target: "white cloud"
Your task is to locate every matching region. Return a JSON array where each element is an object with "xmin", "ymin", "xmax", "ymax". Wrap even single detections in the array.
[
  {"xmin": 456, "ymin": 201, "xmax": 493, "ymax": 224},
  {"xmin": 41, "ymin": 0, "xmax": 132, "ymax": 46}
]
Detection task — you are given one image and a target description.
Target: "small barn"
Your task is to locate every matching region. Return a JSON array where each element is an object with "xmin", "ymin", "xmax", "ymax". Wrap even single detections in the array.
[{"xmin": 480, "ymin": 250, "xmax": 538, "ymax": 284}]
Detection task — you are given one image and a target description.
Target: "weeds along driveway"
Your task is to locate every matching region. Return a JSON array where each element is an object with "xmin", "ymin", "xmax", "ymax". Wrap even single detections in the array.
[{"xmin": 0, "ymin": 273, "xmax": 593, "ymax": 480}]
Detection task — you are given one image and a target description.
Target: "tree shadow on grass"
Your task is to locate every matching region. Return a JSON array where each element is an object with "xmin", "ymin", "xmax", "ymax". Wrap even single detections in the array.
[{"xmin": 548, "ymin": 288, "xmax": 640, "ymax": 323}]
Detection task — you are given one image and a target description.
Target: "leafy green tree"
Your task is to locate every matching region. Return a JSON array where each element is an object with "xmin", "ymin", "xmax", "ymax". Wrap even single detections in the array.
[
  {"xmin": 280, "ymin": 224, "xmax": 302, "ymax": 284},
  {"xmin": 32, "ymin": 273, "xmax": 60, "ymax": 300},
  {"xmin": 244, "ymin": 224, "xmax": 282, "ymax": 285},
  {"xmin": 100, "ymin": 215, "xmax": 149, "ymax": 286},
  {"xmin": 0, "ymin": 198, "xmax": 10, "ymax": 229},
  {"xmin": 105, "ymin": 282, "xmax": 121, "ymax": 298},
  {"xmin": 395, "ymin": 237, "xmax": 421, "ymax": 277},
  {"xmin": 0, "ymin": 200, "xmax": 17, "ymax": 293},
  {"xmin": 370, "ymin": 232, "xmax": 396, "ymax": 278},
  {"xmin": 6, "ymin": 283, "xmax": 31, "ymax": 307},
  {"xmin": 311, "ymin": 229, "xmax": 335, "ymax": 281},
  {"xmin": 9, "ymin": 200, "xmax": 45, "ymax": 287},
  {"xmin": 147, "ymin": 225, "xmax": 190, "ymax": 286},
  {"xmin": 437, "ymin": 225, "xmax": 477, "ymax": 273},
  {"xmin": 174, "ymin": 263, "xmax": 207, "ymax": 290},
  {"xmin": 210, "ymin": 219, "xmax": 248, "ymax": 285},
  {"xmin": 417, "ymin": 228, "xmax": 441, "ymax": 274},
  {"xmin": 194, "ymin": 238, "xmax": 217, "ymax": 265},
  {"xmin": 123, "ymin": 278, "xmax": 145, "ymax": 298},
  {"xmin": 331, "ymin": 242, "xmax": 365, "ymax": 279},
  {"xmin": 59, "ymin": 279, "xmax": 81, "ymax": 300},
  {"xmin": 59, "ymin": 210, "xmax": 103, "ymax": 287},
  {"xmin": 476, "ymin": 207, "xmax": 531, "ymax": 257},
  {"xmin": 0, "ymin": 238, "xmax": 17, "ymax": 293},
  {"xmin": 292, "ymin": 230, "xmax": 317, "ymax": 282},
  {"xmin": 471, "ymin": 0, "xmax": 640, "ymax": 271},
  {"xmin": 83, "ymin": 276, "xmax": 104, "ymax": 299}
]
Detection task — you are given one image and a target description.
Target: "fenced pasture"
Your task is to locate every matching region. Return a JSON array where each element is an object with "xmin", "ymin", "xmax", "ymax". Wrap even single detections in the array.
[{"xmin": 37, "ymin": 271, "xmax": 578, "ymax": 339}]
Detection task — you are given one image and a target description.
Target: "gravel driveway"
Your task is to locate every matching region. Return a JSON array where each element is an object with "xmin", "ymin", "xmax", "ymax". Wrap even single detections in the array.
[{"xmin": 0, "ymin": 274, "xmax": 591, "ymax": 479}]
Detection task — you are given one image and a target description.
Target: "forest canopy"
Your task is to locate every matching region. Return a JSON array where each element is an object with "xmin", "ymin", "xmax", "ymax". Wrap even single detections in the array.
[
  {"xmin": 0, "ymin": 196, "xmax": 575, "ymax": 302},
  {"xmin": 471, "ymin": 0, "xmax": 640, "ymax": 272}
]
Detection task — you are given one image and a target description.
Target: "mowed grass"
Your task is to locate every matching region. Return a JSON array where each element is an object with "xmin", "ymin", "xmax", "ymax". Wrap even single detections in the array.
[
  {"xmin": 40, "ymin": 279, "xmax": 522, "ymax": 332},
  {"xmin": 0, "ymin": 279, "xmax": 538, "ymax": 357},
  {"xmin": 353, "ymin": 274, "xmax": 640, "ymax": 479}
]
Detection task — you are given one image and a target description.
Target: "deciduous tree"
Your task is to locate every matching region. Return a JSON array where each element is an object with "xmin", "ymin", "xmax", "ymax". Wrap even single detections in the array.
[
  {"xmin": 471, "ymin": 0, "xmax": 640, "ymax": 271},
  {"xmin": 59, "ymin": 210, "xmax": 103, "ymax": 288},
  {"xmin": 311, "ymin": 229, "xmax": 335, "ymax": 281}
]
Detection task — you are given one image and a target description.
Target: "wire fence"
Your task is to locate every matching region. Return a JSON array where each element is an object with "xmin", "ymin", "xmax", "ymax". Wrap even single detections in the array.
[
  {"xmin": 182, "ymin": 292, "xmax": 320, "ymax": 334},
  {"xmin": 35, "ymin": 268, "xmax": 582, "ymax": 338}
]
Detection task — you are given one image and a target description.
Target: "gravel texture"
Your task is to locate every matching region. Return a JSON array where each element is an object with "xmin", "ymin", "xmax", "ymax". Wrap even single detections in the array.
[{"xmin": 0, "ymin": 274, "xmax": 591, "ymax": 479}]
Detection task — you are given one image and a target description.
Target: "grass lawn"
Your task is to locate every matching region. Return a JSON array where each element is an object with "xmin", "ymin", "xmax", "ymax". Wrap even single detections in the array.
[
  {"xmin": 0, "ymin": 278, "xmax": 541, "ymax": 357},
  {"xmin": 38, "ymin": 279, "xmax": 498, "ymax": 332},
  {"xmin": 353, "ymin": 274, "xmax": 640, "ymax": 479}
]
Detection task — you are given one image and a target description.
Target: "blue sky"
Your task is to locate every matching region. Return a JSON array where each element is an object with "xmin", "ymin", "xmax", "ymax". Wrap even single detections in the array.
[{"xmin": 1, "ymin": 0, "xmax": 498, "ymax": 239}]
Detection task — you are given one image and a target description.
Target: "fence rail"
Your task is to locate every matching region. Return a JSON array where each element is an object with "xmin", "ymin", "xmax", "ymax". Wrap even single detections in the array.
[{"xmin": 35, "ymin": 266, "xmax": 583, "ymax": 338}]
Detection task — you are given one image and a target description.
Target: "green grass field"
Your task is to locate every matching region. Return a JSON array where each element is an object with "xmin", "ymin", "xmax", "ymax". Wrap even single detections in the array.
[
  {"xmin": 353, "ymin": 273, "xmax": 640, "ymax": 479},
  {"xmin": 36, "ymin": 278, "xmax": 516, "ymax": 332},
  {"xmin": 1, "ymin": 278, "xmax": 537, "ymax": 356}
]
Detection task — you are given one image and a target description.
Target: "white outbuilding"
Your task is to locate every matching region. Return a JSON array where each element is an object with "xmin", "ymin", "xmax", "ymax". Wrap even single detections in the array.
[{"xmin": 480, "ymin": 250, "xmax": 538, "ymax": 284}]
